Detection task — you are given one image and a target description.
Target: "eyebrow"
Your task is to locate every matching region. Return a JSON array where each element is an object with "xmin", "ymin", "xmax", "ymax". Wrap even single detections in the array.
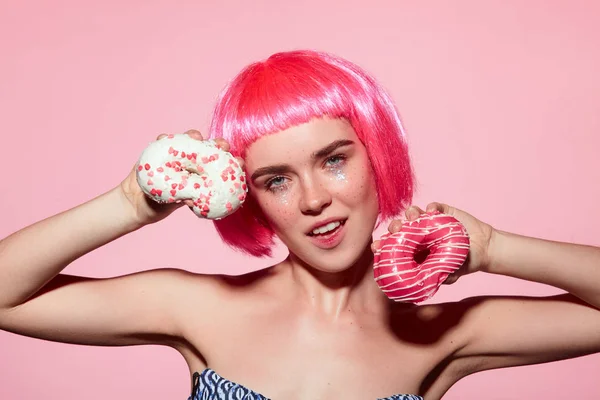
[{"xmin": 250, "ymin": 139, "xmax": 355, "ymax": 182}]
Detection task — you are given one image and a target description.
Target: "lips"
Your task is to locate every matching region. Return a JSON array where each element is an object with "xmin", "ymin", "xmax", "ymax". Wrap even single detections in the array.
[
  {"xmin": 307, "ymin": 219, "xmax": 347, "ymax": 236},
  {"xmin": 306, "ymin": 219, "xmax": 347, "ymax": 249}
]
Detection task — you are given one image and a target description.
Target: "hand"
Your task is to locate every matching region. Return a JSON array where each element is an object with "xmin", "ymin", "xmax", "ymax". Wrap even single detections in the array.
[
  {"xmin": 118, "ymin": 130, "xmax": 244, "ymax": 226},
  {"xmin": 372, "ymin": 202, "xmax": 495, "ymax": 284}
]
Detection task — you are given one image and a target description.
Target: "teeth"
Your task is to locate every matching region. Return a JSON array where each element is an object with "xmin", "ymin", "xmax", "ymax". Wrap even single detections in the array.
[{"xmin": 312, "ymin": 221, "xmax": 341, "ymax": 235}]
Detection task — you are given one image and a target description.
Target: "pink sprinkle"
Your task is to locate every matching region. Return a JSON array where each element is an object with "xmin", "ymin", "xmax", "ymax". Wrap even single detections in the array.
[
  {"xmin": 171, "ymin": 183, "xmax": 177, "ymax": 189},
  {"xmin": 168, "ymin": 147, "xmax": 174, "ymax": 154},
  {"xmin": 167, "ymin": 134, "xmax": 174, "ymax": 138},
  {"xmin": 181, "ymin": 151, "xmax": 186, "ymax": 158},
  {"xmin": 144, "ymin": 163, "xmax": 151, "ymax": 170},
  {"xmin": 147, "ymin": 179, "xmax": 154, "ymax": 185},
  {"xmin": 148, "ymin": 171, "xmax": 154, "ymax": 177},
  {"xmin": 170, "ymin": 190, "xmax": 177, "ymax": 196},
  {"xmin": 137, "ymin": 165, "xmax": 143, "ymax": 171},
  {"xmin": 157, "ymin": 167, "xmax": 164, "ymax": 173},
  {"xmin": 194, "ymin": 183, "xmax": 200, "ymax": 189}
]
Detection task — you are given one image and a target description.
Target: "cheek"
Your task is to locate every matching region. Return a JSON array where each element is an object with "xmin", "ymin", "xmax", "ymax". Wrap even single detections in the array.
[
  {"xmin": 330, "ymin": 160, "xmax": 377, "ymax": 205},
  {"xmin": 254, "ymin": 191, "xmax": 297, "ymax": 230}
]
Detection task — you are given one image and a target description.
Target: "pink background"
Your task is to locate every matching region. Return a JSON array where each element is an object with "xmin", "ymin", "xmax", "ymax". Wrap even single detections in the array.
[{"xmin": 1, "ymin": 1, "xmax": 599, "ymax": 399}]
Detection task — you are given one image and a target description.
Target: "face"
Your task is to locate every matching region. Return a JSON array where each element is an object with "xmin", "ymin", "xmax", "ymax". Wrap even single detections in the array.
[{"xmin": 245, "ymin": 117, "xmax": 379, "ymax": 272}]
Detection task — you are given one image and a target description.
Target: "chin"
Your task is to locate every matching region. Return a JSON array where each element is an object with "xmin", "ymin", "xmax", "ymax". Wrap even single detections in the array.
[{"xmin": 290, "ymin": 235, "xmax": 374, "ymax": 274}]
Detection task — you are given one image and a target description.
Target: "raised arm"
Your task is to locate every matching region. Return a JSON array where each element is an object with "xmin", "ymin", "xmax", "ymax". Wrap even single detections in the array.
[
  {"xmin": 0, "ymin": 186, "xmax": 143, "ymax": 310},
  {"xmin": 0, "ymin": 130, "xmax": 228, "ymax": 348},
  {"xmin": 408, "ymin": 203, "xmax": 600, "ymax": 381},
  {"xmin": 0, "ymin": 181, "xmax": 190, "ymax": 346},
  {"xmin": 456, "ymin": 232, "xmax": 600, "ymax": 368}
]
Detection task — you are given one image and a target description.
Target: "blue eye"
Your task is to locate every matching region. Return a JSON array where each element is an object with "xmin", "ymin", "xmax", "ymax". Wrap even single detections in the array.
[
  {"xmin": 326, "ymin": 154, "xmax": 346, "ymax": 166},
  {"xmin": 265, "ymin": 176, "xmax": 287, "ymax": 191}
]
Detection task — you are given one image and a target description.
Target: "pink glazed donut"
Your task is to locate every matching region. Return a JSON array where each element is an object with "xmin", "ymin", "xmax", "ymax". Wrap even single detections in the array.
[
  {"xmin": 135, "ymin": 134, "xmax": 247, "ymax": 220},
  {"xmin": 373, "ymin": 211, "xmax": 470, "ymax": 303}
]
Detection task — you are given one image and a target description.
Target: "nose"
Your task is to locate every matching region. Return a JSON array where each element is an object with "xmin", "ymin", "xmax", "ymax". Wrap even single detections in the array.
[{"xmin": 299, "ymin": 178, "xmax": 332, "ymax": 215}]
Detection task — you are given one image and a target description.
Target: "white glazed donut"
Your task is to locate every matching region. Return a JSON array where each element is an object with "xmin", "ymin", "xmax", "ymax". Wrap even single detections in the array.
[{"xmin": 135, "ymin": 134, "xmax": 247, "ymax": 219}]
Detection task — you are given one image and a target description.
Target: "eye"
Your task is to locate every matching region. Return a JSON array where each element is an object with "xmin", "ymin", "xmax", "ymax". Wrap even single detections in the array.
[
  {"xmin": 265, "ymin": 176, "xmax": 287, "ymax": 191},
  {"xmin": 325, "ymin": 154, "xmax": 346, "ymax": 167}
]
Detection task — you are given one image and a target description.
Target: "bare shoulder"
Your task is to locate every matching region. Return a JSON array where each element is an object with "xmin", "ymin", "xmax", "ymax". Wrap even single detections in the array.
[
  {"xmin": 411, "ymin": 293, "xmax": 600, "ymax": 398},
  {"xmin": 175, "ymin": 265, "xmax": 281, "ymax": 318},
  {"xmin": 0, "ymin": 267, "xmax": 246, "ymax": 348}
]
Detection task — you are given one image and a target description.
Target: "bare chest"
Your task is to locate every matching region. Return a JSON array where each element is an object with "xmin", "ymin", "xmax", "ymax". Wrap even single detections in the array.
[{"xmin": 183, "ymin": 305, "xmax": 453, "ymax": 400}]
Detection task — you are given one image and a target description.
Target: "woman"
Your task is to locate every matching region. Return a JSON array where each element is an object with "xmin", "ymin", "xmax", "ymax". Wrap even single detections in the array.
[{"xmin": 0, "ymin": 50, "xmax": 599, "ymax": 400}]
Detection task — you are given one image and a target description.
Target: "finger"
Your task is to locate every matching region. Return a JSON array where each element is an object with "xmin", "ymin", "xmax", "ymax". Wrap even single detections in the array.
[
  {"xmin": 370, "ymin": 239, "xmax": 382, "ymax": 253},
  {"xmin": 184, "ymin": 199, "xmax": 195, "ymax": 208},
  {"xmin": 442, "ymin": 273, "xmax": 460, "ymax": 285},
  {"xmin": 426, "ymin": 202, "xmax": 448, "ymax": 214},
  {"xmin": 405, "ymin": 205, "xmax": 425, "ymax": 221},
  {"xmin": 214, "ymin": 138, "xmax": 231, "ymax": 152},
  {"xmin": 183, "ymin": 129, "xmax": 204, "ymax": 141},
  {"xmin": 388, "ymin": 219, "xmax": 403, "ymax": 233}
]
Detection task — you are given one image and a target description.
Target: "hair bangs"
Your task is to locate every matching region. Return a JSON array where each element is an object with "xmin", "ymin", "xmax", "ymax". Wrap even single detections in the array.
[{"xmin": 210, "ymin": 54, "xmax": 358, "ymax": 156}]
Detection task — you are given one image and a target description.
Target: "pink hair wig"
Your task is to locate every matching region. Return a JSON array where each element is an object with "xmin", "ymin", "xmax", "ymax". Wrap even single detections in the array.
[{"xmin": 209, "ymin": 50, "xmax": 415, "ymax": 257}]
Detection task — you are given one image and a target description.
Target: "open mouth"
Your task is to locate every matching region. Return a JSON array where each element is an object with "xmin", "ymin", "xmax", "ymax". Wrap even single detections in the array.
[{"xmin": 307, "ymin": 219, "xmax": 347, "ymax": 237}]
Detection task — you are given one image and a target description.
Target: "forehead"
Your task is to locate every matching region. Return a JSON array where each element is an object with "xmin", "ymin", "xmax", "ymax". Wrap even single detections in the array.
[{"xmin": 244, "ymin": 118, "xmax": 357, "ymax": 170}]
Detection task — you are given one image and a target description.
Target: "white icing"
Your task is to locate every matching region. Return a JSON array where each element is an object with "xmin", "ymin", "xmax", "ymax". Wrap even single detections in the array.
[{"xmin": 135, "ymin": 134, "xmax": 247, "ymax": 219}]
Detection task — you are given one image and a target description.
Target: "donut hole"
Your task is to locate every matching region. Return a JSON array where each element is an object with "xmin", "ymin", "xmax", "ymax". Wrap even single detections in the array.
[
  {"xmin": 414, "ymin": 248, "xmax": 431, "ymax": 264},
  {"xmin": 186, "ymin": 167, "xmax": 208, "ymax": 179}
]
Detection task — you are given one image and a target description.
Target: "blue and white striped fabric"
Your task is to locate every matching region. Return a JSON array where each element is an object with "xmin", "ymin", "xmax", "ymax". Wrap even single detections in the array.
[{"xmin": 188, "ymin": 368, "xmax": 424, "ymax": 400}]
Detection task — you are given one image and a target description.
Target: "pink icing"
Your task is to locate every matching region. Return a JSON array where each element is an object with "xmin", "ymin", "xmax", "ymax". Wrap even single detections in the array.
[{"xmin": 373, "ymin": 211, "xmax": 470, "ymax": 303}]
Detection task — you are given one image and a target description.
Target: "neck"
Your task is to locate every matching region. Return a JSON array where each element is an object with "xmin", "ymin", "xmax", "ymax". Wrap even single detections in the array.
[{"xmin": 283, "ymin": 243, "xmax": 391, "ymax": 320}]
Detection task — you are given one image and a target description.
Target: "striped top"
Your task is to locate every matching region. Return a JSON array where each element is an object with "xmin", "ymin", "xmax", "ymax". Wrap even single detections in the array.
[{"xmin": 188, "ymin": 368, "xmax": 424, "ymax": 400}]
